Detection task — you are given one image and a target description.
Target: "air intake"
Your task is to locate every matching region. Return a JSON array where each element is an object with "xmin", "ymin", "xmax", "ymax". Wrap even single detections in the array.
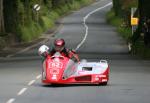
[{"xmin": 75, "ymin": 75, "xmax": 91, "ymax": 81}]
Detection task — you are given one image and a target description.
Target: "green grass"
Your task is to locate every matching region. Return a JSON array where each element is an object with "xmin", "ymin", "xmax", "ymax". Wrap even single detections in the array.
[
  {"xmin": 106, "ymin": 10, "xmax": 122, "ymax": 26},
  {"xmin": 20, "ymin": 22, "xmax": 42, "ymax": 42},
  {"xmin": 106, "ymin": 9, "xmax": 132, "ymax": 41},
  {"xmin": 106, "ymin": 9, "xmax": 150, "ymax": 59},
  {"xmin": 118, "ymin": 26, "xmax": 132, "ymax": 42},
  {"xmin": 19, "ymin": 0, "xmax": 94, "ymax": 43},
  {"xmin": 132, "ymin": 41, "xmax": 150, "ymax": 59},
  {"xmin": 0, "ymin": 37, "xmax": 6, "ymax": 49},
  {"xmin": 40, "ymin": 16, "xmax": 55, "ymax": 30}
]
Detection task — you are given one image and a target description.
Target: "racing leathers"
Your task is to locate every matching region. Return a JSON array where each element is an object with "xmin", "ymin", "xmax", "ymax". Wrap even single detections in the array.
[{"xmin": 49, "ymin": 48, "xmax": 80, "ymax": 62}]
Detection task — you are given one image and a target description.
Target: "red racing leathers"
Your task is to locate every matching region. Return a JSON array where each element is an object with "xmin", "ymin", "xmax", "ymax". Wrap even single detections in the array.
[{"xmin": 49, "ymin": 48, "xmax": 80, "ymax": 62}]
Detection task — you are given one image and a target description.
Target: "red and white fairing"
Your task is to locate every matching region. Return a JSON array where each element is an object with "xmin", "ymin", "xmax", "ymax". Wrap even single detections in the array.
[{"xmin": 42, "ymin": 52, "xmax": 109, "ymax": 85}]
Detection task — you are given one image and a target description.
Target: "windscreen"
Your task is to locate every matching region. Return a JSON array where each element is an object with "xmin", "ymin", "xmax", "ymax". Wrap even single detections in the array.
[{"xmin": 62, "ymin": 59, "xmax": 78, "ymax": 79}]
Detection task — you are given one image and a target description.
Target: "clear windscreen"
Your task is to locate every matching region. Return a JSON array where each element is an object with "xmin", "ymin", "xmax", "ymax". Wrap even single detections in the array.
[{"xmin": 63, "ymin": 59, "xmax": 78, "ymax": 79}]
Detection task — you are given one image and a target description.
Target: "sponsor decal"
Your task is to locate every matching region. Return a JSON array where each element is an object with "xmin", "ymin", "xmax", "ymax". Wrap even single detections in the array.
[
  {"xmin": 99, "ymin": 75, "xmax": 106, "ymax": 78},
  {"xmin": 50, "ymin": 69, "xmax": 59, "ymax": 74},
  {"xmin": 102, "ymin": 79, "xmax": 107, "ymax": 82},
  {"xmin": 52, "ymin": 75, "xmax": 57, "ymax": 80},
  {"xmin": 95, "ymin": 77, "xmax": 99, "ymax": 81}
]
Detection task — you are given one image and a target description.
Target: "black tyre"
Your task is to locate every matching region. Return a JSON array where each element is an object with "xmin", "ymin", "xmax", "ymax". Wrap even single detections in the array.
[{"xmin": 100, "ymin": 82, "xmax": 108, "ymax": 86}]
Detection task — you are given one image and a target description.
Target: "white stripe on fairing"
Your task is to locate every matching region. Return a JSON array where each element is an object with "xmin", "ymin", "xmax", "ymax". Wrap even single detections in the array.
[{"xmin": 75, "ymin": 2, "xmax": 112, "ymax": 51}]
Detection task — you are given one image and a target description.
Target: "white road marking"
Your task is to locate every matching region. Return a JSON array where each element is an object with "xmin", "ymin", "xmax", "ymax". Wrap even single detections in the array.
[
  {"xmin": 6, "ymin": 98, "xmax": 15, "ymax": 103},
  {"xmin": 17, "ymin": 88, "xmax": 27, "ymax": 96},
  {"xmin": 36, "ymin": 74, "xmax": 41, "ymax": 79},
  {"xmin": 28, "ymin": 80, "xmax": 36, "ymax": 86},
  {"xmin": 75, "ymin": 2, "xmax": 112, "ymax": 51}
]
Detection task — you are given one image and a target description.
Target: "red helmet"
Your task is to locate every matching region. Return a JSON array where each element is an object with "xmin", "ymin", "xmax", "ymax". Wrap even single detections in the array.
[{"xmin": 54, "ymin": 38, "xmax": 65, "ymax": 51}]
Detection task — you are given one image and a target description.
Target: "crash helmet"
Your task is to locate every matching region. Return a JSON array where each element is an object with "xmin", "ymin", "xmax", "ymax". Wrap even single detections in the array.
[
  {"xmin": 54, "ymin": 38, "xmax": 65, "ymax": 52},
  {"xmin": 38, "ymin": 45, "xmax": 49, "ymax": 57}
]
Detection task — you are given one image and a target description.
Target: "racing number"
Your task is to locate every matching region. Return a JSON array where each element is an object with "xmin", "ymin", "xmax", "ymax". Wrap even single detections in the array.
[{"xmin": 49, "ymin": 62, "xmax": 63, "ymax": 69}]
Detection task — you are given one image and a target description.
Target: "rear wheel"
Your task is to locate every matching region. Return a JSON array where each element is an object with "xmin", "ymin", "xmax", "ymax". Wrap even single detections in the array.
[
  {"xmin": 50, "ymin": 83, "xmax": 58, "ymax": 87},
  {"xmin": 100, "ymin": 82, "xmax": 107, "ymax": 86}
]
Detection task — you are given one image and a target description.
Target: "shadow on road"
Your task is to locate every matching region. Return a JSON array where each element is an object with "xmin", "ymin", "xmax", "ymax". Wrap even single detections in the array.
[{"xmin": 33, "ymin": 83, "xmax": 110, "ymax": 88}]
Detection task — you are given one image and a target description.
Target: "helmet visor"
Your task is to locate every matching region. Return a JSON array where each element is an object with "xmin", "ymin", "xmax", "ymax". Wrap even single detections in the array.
[{"xmin": 55, "ymin": 45, "xmax": 64, "ymax": 52}]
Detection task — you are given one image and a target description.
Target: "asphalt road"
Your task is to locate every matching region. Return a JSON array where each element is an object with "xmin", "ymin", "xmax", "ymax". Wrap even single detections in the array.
[{"xmin": 1, "ymin": 0, "xmax": 150, "ymax": 103}]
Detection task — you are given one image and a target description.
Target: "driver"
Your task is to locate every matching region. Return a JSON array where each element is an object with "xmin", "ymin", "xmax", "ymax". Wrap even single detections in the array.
[{"xmin": 49, "ymin": 38, "xmax": 80, "ymax": 62}]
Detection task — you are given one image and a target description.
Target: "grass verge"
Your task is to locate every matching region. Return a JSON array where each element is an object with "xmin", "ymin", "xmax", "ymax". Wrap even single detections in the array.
[
  {"xmin": 19, "ymin": 0, "xmax": 94, "ymax": 42},
  {"xmin": 106, "ymin": 9, "xmax": 150, "ymax": 59},
  {"xmin": 132, "ymin": 41, "xmax": 150, "ymax": 59},
  {"xmin": 106, "ymin": 9, "xmax": 132, "ymax": 42}
]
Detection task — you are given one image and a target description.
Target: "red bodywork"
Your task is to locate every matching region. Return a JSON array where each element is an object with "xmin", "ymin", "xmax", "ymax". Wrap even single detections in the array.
[{"xmin": 42, "ymin": 54, "xmax": 109, "ymax": 85}]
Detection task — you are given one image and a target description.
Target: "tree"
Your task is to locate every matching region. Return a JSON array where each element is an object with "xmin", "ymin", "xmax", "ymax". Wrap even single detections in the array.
[
  {"xmin": 52, "ymin": 0, "xmax": 71, "ymax": 8},
  {"xmin": 112, "ymin": 0, "xmax": 122, "ymax": 16},
  {"xmin": 132, "ymin": 0, "xmax": 150, "ymax": 42},
  {"xmin": 0, "ymin": 0, "xmax": 5, "ymax": 33}
]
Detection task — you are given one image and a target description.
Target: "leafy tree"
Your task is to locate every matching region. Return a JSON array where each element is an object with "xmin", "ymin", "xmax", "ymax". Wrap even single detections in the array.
[
  {"xmin": 0, "ymin": 0, "xmax": 91, "ymax": 43},
  {"xmin": 0, "ymin": 0, "xmax": 5, "ymax": 33}
]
